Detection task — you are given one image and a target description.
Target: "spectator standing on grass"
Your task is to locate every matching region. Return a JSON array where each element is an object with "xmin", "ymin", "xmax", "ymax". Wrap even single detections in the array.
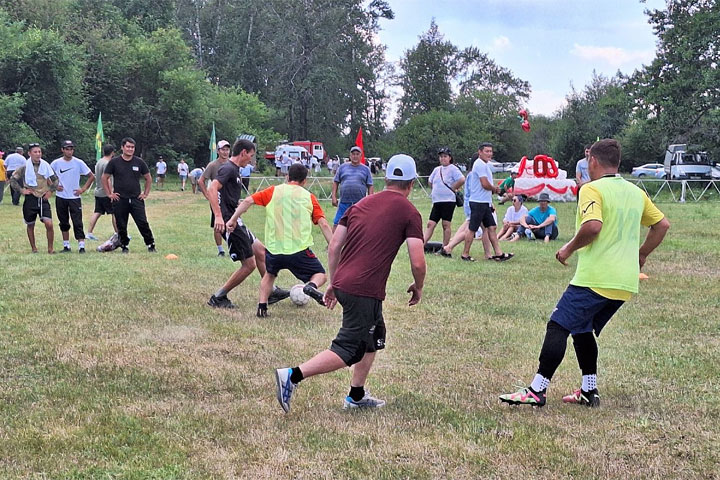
[
  {"xmin": 199, "ymin": 140, "xmax": 231, "ymax": 256},
  {"xmin": 9, "ymin": 143, "xmax": 58, "ymax": 253},
  {"xmin": 576, "ymin": 145, "xmax": 591, "ymax": 188},
  {"xmin": 516, "ymin": 192, "xmax": 558, "ymax": 242},
  {"xmin": 102, "ymin": 137, "xmax": 156, "ymax": 254},
  {"xmin": 423, "ymin": 146, "xmax": 464, "ymax": 247},
  {"xmin": 178, "ymin": 158, "xmax": 189, "ymax": 191},
  {"xmin": 206, "ymin": 139, "xmax": 290, "ymax": 310},
  {"xmin": 462, "ymin": 142, "xmax": 513, "ymax": 262},
  {"xmin": 500, "ymin": 139, "xmax": 670, "ymax": 408},
  {"xmin": 87, "ymin": 144, "xmax": 117, "ymax": 240},
  {"xmin": 4, "ymin": 146, "xmax": 26, "ymax": 205},
  {"xmin": 0, "ymin": 151, "xmax": 6, "ymax": 205},
  {"xmin": 331, "ymin": 146, "xmax": 373, "ymax": 231},
  {"xmin": 274, "ymin": 154, "xmax": 426, "ymax": 413},
  {"xmin": 155, "ymin": 155, "xmax": 167, "ymax": 189},
  {"xmin": 50, "ymin": 140, "xmax": 95, "ymax": 253}
]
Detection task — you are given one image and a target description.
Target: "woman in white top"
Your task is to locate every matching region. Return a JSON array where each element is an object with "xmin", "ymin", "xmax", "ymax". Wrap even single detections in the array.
[
  {"xmin": 423, "ymin": 147, "xmax": 465, "ymax": 246},
  {"xmin": 501, "ymin": 194, "xmax": 530, "ymax": 241}
]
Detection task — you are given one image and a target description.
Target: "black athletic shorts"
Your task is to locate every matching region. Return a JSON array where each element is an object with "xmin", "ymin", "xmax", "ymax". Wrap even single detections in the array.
[
  {"xmin": 468, "ymin": 202, "xmax": 496, "ymax": 232},
  {"xmin": 330, "ymin": 289, "xmax": 386, "ymax": 366},
  {"xmin": 210, "ymin": 209, "xmax": 215, "ymax": 229},
  {"xmin": 265, "ymin": 248, "xmax": 325, "ymax": 283},
  {"xmin": 429, "ymin": 201, "xmax": 456, "ymax": 223},
  {"xmin": 23, "ymin": 195, "xmax": 52, "ymax": 224},
  {"xmin": 224, "ymin": 223, "xmax": 255, "ymax": 262},
  {"xmin": 94, "ymin": 196, "xmax": 114, "ymax": 215}
]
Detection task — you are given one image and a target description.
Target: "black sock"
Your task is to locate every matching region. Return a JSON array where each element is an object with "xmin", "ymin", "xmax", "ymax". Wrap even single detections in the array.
[
  {"xmin": 349, "ymin": 386, "xmax": 365, "ymax": 401},
  {"xmin": 306, "ymin": 282, "xmax": 317, "ymax": 289},
  {"xmin": 537, "ymin": 321, "xmax": 571, "ymax": 379},
  {"xmin": 258, "ymin": 302, "xmax": 267, "ymax": 310},
  {"xmin": 290, "ymin": 367, "xmax": 304, "ymax": 384}
]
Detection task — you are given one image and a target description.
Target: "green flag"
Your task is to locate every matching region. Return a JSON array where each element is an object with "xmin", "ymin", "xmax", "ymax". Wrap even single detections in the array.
[
  {"xmin": 209, "ymin": 123, "xmax": 217, "ymax": 163},
  {"xmin": 95, "ymin": 112, "xmax": 104, "ymax": 161}
]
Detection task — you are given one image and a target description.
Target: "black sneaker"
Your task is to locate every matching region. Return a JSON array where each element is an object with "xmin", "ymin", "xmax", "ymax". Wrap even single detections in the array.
[
  {"xmin": 121, "ymin": 246, "xmax": 129, "ymax": 254},
  {"xmin": 562, "ymin": 388, "xmax": 600, "ymax": 407},
  {"xmin": 78, "ymin": 247, "xmax": 86, "ymax": 254},
  {"xmin": 147, "ymin": 244, "xmax": 157, "ymax": 253},
  {"xmin": 218, "ymin": 251, "xmax": 226, "ymax": 257},
  {"xmin": 208, "ymin": 294, "xmax": 236, "ymax": 309},
  {"xmin": 303, "ymin": 283, "xmax": 325, "ymax": 305},
  {"xmin": 268, "ymin": 286, "xmax": 290, "ymax": 305},
  {"xmin": 61, "ymin": 246, "xmax": 71, "ymax": 253}
]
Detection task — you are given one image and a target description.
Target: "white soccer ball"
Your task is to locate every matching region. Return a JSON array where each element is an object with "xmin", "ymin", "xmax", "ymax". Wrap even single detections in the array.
[{"xmin": 289, "ymin": 284, "xmax": 310, "ymax": 306}]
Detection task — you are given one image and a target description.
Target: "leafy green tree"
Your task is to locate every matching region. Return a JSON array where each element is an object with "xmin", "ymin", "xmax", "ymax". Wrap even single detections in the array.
[{"xmin": 627, "ymin": 0, "xmax": 720, "ymax": 158}]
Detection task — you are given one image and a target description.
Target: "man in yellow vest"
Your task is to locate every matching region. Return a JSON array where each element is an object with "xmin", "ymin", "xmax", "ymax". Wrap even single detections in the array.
[
  {"xmin": 500, "ymin": 139, "xmax": 670, "ymax": 408},
  {"xmin": 227, "ymin": 163, "xmax": 333, "ymax": 317}
]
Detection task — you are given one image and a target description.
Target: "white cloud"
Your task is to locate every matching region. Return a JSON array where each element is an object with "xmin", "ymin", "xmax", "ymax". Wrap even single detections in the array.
[
  {"xmin": 528, "ymin": 89, "xmax": 567, "ymax": 116},
  {"xmin": 570, "ymin": 44, "xmax": 654, "ymax": 68},
  {"xmin": 491, "ymin": 35, "xmax": 511, "ymax": 52}
]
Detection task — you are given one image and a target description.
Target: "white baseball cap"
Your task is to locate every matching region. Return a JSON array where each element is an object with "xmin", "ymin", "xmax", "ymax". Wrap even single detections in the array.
[
  {"xmin": 217, "ymin": 140, "xmax": 230, "ymax": 149},
  {"xmin": 385, "ymin": 154, "xmax": 417, "ymax": 181}
]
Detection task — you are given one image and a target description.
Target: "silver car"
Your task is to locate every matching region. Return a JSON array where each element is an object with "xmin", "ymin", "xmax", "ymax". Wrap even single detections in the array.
[{"xmin": 631, "ymin": 163, "xmax": 664, "ymax": 177}]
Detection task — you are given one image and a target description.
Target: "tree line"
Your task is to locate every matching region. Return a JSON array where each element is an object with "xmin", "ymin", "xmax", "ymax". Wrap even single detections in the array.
[{"xmin": 0, "ymin": 0, "xmax": 716, "ymax": 175}]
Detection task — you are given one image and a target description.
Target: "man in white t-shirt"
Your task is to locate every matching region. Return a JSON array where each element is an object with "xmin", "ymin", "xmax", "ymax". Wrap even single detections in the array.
[
  {"xmin": 155, "ymin": 155, "xmax": 167, "ymax": 189},
  {"xmin": 50, "ymin": 140, "xmax": 95, "ymax": 253},
  {"xmin": 462, "ymin": 143, "xmax": 512, "ymax": 262},
  {"xmin": 177, "ymin": 158, "xmax": 189, "ymax": 191},
  {"xmin": 4, "ymin": 146, "xmax": 26, "ymax": 205},
  {"xmin": 500, "ymin": 195, "xmax": 530, "ymax": 241}
]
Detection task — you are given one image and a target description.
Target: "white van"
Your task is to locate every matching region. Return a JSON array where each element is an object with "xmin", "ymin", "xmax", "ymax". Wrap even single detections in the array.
[
  {"xmin": 664, "ymin": 144, "xmax": 712, "ymax": 180},
  {"xmin": 274, "ymin": 144, "xmax": 310, "ymax": 163}
]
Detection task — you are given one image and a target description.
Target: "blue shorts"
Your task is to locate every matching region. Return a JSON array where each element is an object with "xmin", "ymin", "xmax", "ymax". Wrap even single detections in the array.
[
  {"xmin": 333, "ymin": 202, "xmax": 354, "ymax": 225},
  {"xmin": 550, "ymin": 285, "xmax": 625, "ymax": 336},
  {"xmin": 265, "ymin": 248, "xmax": 325, "ymax": 283}
]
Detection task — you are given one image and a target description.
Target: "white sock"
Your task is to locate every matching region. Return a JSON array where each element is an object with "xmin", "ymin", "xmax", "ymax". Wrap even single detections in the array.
[
  {"xmin": 217, "ymin": 245, "xmax": 224, "ymax": 253},
  {"xmin": 63, "ymin": 240, "xmax": 70, "ymax": 248},
  {"xmin": 530, "ymin": 374, "xmax": 550, "ymax": 392},
  {"xmin": 78, "ymin": 241, "xmax": 85, "ymax": 249},
  {"xmin": 582, "ymin": 374, "xmax": 597, "ymax": 392}
]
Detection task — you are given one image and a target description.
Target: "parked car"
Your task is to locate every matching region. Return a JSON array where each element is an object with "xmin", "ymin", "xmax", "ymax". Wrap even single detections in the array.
[
  {"xmin": 712, "ymin": 166, "xmax": 720, "ymax": 179},
  {"xmin": 631, "ymin": 163, "xmax": 665, "ymax": 177},
  {"xmin": 488, "ymin": 161, "xmax": 517, "ymax": 173}
]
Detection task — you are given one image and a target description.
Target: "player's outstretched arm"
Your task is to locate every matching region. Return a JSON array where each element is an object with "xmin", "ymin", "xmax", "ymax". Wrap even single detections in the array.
[
  {"xmin": 317, "ymin": 217, "xmax": 333, "ymax": 245},
  {"xmin": 639, "ymin": 217, "xmax": 670, "ymax": 269},
  {"xmin": 406, "ymin": 237, "xmax": 426, "ymax": 306}
]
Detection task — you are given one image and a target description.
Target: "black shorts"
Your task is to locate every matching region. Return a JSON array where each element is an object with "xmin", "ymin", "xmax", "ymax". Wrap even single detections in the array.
[
  {"xmin": 224, "ymin": 223, "xmax": 255, "ymax": 262},
  {"xmin": 157, "ymin": 173, "xmax": 166, "ymax": 178},
  {"xmin": 468, "ymin": 202, "xmax": 496, "ymax": 232},
  {"xmin": 330, "ymin": 289, "xmax": 386, "ymax": 366},
  {"xmin": 23, "ymin": 195, "xmax": 52, "ymax": 224},
  {"xmin": 94, "ymin": 196, "xmax": 114, "ymax": 215},
  {"xmin": 210, "ymin": 209, "xmax": 215, "ymax": 229},
  {"xmin": 429, "ymin": 201, "xmax": 456, "ymax": 223},
  {"xmin": 265, "ymin": 248, "xmax": 325, "ymax": 282}
]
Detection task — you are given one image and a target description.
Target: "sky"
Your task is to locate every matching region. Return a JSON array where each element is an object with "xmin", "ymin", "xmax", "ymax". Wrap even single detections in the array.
[{"xmin": 377, "ymin": 0, "xmax": 667, "ymax": 117}]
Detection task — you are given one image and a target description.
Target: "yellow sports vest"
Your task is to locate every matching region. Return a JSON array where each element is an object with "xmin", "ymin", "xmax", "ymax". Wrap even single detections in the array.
[
  {"xmin": 264, "ymin": 184, "xmax": 314, "ymax": 254},
  {"xmin": 571, "ymin": 176, "xmax": 646, "ymax": 294}
]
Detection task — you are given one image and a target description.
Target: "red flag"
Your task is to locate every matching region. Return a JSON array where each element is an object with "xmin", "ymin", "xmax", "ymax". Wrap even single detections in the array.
[{"xmin": 355, "ymin": 127, "xmax": 366, "ymax": 164}]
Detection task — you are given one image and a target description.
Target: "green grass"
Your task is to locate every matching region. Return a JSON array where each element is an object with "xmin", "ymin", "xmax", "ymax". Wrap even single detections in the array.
[{"xmin": 1, "ymin": 180, "xmax": 718, "ymax": 479}]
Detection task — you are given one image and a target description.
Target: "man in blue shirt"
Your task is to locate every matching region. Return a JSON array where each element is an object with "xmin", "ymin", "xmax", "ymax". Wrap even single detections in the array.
[
  {"xmin": 517, "ymin": 192, "xmax": 558, "ymax": 242},
  {"xmin": 331, "ymin": 146, "xmax": 374, "ymax": 231}
]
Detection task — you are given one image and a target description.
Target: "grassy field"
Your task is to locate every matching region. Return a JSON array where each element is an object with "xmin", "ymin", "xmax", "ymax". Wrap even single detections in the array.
[{"xmin": 1, "ymin": 179, "xmax": 718, "ymax": 479}]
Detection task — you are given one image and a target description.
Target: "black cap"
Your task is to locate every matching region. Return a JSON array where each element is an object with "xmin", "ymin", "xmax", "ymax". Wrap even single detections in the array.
[
  {"xmin": 61, "ymin": 140, "xmax": 75, "ymax": 148},
  {"xmin": 438, "ymin": 146, "xmax": 452, "ymax": 156}
]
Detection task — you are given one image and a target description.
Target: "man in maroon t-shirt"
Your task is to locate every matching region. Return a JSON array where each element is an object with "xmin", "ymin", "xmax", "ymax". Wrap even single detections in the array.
[{"xmin": 274, "ymin": 154, "xmax": 427, "ymax": 413}]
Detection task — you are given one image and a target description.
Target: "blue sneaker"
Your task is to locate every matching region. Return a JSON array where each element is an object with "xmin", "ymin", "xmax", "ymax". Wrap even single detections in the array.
[
  {"xmin": 86, "ymin": 233, "xmax": 98, "ymax": 241},
  {"xmin": 275, "ymin": 368, "xmax": 295, "ymax": 413},
  {"xmin": 343, "ymin": 392, "xmax": 386, "ymax": 409}
]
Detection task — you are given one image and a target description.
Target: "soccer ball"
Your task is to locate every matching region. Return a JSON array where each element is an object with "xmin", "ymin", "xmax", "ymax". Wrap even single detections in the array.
[{"xmin": 289, "ymin": 284, "xmax": 310, "ymax": 306}]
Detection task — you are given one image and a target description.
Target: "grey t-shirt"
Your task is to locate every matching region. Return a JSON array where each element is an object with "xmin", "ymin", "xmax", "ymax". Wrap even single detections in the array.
[
  {"xmin": 576, "ymin": 158, "xmax": 590, "ymax": 182},
  {"xmin": 95, "ymin": 157, "xmax": 111, "ymax": 197},
  {"xmin": 428, "ymin": 164, "xmax": 463, "ymax": 203},
  {"xmin": 333, "ymin": 163, "xmax": 373, "ymax": 204}
]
